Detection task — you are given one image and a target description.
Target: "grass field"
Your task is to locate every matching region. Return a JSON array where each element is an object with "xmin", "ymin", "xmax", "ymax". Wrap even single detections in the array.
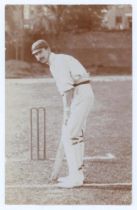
[{"xmin": 5, "ymin": 76, "xmax": 132, "ymax": 205}]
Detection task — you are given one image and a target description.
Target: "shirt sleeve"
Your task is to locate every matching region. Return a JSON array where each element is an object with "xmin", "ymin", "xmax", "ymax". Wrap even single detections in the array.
[
  {"xmin": 68, "ymin": 56, "xmax": 91, "ymax": 83},
  {"xmin": 54, "ymin": 57, "xmax": 74, "ymax": 95}
]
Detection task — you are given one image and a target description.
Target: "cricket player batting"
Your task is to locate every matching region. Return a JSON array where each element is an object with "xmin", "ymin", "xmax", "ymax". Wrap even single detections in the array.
[{"xmin": 31, "ymin": 39, "xmax": 94, "ymax": 188}]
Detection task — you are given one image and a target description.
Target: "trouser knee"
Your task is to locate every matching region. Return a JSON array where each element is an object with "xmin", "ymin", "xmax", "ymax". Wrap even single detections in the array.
[{"xmin": 70, "ymin": 129, "xmax": 84, "ymax": 145}]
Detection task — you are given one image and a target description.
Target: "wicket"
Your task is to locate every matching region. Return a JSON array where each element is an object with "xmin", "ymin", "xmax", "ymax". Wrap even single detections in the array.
[{"xmin": 30, "ymin": 107, "xmax": 46, "ymax": 160}]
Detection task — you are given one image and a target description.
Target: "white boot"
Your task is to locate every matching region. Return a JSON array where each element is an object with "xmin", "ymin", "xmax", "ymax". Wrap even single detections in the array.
[
  {"xmin": 58, "ymin": 176, "xmax": 70, "ymax": 182},
  {"xmin": 58, "ymin": 171, "xmax": 84, "ymax": 183},
  {"xmin": 57, "ymin": 172, "xmax": 84, "ymax": 188},
  {"xmin": 57, "ymin": 179, "xmax": 83, "ymax": 188}
]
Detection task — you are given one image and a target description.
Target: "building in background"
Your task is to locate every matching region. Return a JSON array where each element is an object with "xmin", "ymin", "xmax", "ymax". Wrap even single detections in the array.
[{"xmin": 102, "ymin": 5, "xmax": 132, "ymax": 30}]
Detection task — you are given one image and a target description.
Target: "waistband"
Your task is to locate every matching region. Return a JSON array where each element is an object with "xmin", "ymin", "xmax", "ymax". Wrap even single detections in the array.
[{"xmin": 73, "ymin": 80, "xmax": 90, "ymax": 87}]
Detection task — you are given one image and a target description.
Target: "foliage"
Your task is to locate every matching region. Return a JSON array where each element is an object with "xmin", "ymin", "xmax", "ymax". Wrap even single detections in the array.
[
  {"xmin": 30, "ymin": 5, "xmax": 107, "ymax": 36},
  {"xmin": 61, "ymin": 5, "xmax": 107, "ymax": 32},
  {"xmin": 5, "ymin": 5, "xmax": 107, "ymax": 60}
]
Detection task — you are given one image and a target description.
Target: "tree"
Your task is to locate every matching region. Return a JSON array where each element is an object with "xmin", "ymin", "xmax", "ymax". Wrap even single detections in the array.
[
  {"xmin": 46, "ymin": 5, "xmax": 67, "ymax": 36},
  {"xmin": 31, "ymin": 5, "xmax": 107, "ymax": 35},
  {"xmin": 28, "ymin": 4, "xmax": 107, "ymax": 45},
  {"xmin": 5, "ymin": 5, "xmax": 24, "ymax": 60},
  {"xmin": 5, "ymin": 5, "xmax": 108, "ymax": 60},
  {"xmin": 30, "ymin": 5, "xmax": 67, "ymax": 37},
  {"xmin": 61, "ymin": 5, "xmax": 108, "ymax": 32}
]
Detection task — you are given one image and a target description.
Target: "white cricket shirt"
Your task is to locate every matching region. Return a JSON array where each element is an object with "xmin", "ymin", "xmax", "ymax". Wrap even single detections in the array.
[{"xmin": 49, "ymin": 52, "xmax": 90, "ymax": 95}]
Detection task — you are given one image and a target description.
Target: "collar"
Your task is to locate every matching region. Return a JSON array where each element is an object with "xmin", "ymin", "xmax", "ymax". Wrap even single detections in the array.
[{"xmin": 49, "ymin": 52, "xmax": 56, "ymax": 66}]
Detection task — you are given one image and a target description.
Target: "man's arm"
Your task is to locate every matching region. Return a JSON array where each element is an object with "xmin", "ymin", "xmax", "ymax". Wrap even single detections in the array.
[{"xmin": 62, "ymin": 88, "xmax": 74, "ymax": 125}]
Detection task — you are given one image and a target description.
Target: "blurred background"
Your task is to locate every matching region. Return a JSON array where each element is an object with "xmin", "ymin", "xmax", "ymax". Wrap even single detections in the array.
[{"xmin": 5, "ymin": 5, "xmax": 132, "ymax": 78}]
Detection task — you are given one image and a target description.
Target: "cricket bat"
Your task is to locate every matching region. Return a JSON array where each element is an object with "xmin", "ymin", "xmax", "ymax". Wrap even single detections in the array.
[{"xmin": 49, "ymin": 125, "xmax": 66, "ymax": 181}]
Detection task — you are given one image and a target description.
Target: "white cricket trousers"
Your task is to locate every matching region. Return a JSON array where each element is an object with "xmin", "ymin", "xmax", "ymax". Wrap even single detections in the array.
[{"xmin": 61, "ymin": 83, "xmax": 94, "ymax": 179}]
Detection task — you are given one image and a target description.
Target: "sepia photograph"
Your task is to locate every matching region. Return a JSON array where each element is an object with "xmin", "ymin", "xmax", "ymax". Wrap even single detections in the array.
[{"xmin": 3, "ymin": 1, "xmax": 133, "ymax": 206}]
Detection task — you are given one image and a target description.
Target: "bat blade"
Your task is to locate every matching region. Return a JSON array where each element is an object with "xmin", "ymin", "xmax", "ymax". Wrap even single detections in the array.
[
  {"xmin": 49, "ymin": 140, "xmax": 64, "ymax": 181},
  {"xmin": 49, "ymin": 125, "xmax": 67, "ymax": 181}
]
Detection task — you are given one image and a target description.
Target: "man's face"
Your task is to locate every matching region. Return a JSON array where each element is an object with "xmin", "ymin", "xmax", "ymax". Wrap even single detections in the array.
[{"xmin": 34, "ymin": 48, "xmax": 50, "ymax": 64}]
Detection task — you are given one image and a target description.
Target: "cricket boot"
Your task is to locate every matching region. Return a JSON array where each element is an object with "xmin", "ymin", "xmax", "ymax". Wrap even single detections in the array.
[
  {"xmin": 58, "ymin": 171, "xmax": 84, "ymax": 183},
  {"xmin": 57, "ymin": 179, "xmax": 83, "ymax": 188}
]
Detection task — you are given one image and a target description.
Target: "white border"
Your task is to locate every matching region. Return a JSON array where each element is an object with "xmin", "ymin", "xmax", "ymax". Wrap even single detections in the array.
[
  {"xmin": 1, "ymin": 0, "xmax": 137, "ymax": 210},
  {"xmin": 0, "ymin": 0, "xmax": 5, "ymax": 209},
  {"xmin": 2, "ymin": 0, "xmax": 136, "ymax": 5}
]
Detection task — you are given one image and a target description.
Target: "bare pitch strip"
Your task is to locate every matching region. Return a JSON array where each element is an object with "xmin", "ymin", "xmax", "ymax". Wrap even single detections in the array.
[
  {"xmin": 6, "ymin": 154, "xmax": 116, "ymax": 162},
  {"xmin": 6, "ymin": 182, "xmax": 132, "ymax": 190}
]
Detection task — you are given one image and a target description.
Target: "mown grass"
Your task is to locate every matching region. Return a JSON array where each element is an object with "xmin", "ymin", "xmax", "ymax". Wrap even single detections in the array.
[{"xmin": 5, "ymin": 77, "xmax": 132, "ymax": 204}]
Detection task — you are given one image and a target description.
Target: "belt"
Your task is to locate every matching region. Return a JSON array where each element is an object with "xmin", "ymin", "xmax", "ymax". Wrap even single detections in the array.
[{"xmin": 73, "ymin": 80, "xmax": 90, "ymax": 87}]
